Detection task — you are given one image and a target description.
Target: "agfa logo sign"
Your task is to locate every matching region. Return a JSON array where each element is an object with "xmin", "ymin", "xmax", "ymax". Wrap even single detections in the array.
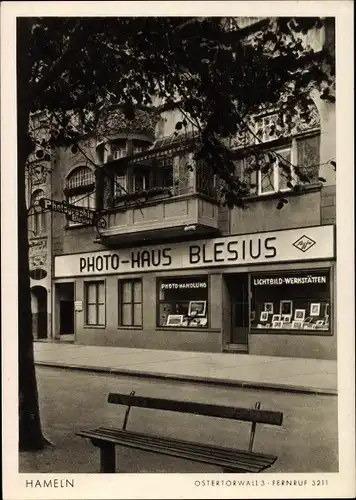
[{"xmin": 292, "ymin": 235, "xmax": 316, "ymax": 253}]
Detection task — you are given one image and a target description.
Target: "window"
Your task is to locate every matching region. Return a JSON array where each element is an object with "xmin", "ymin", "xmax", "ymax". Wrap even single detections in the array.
[
  {"xmin": 254, "ymin": 113, "xmax": 279, "ymax": 143},
  {"xmin": 113, "ymin": 148, "xmax": 127, "ymax": 160},
  {"xmin": 113, "ymin": 174, "xmax": 128, "ymax": 198},
  {"xmin": 155, "ymin": 157, "xmax": 174, "ymax": 189},
  {"xmin": 157, "ymin": 276, "xmax": 209, "ymax": 328},
  {"xmin": 111, "ymin": 143, "xmax": 127, "ymax": 160},
  {"xmin": 258, "ymin": 147, "xmax": 294, "ymax": 195},
  {"xmin": 85, "ymin": 281, "xmax": 105, "ymax": 326},
  {"xmin": 237, "ymin": 133, "xmax": 320, "ymax": 197},
  {"xmin": 251, "ymin": 270, "xmax": 331, "ymax": 333},
  {"xmin": 65, "ymin": 167, "xmax": 95, "ymax": 226},
  {"xmin": 66, "ymin": 167, "xmax": 94, "ymax": 189},
  {"xmin": 133, "ymin": 145, "xmax": 148, "ymax": 155},
  {"xmin": 119, "ymin": 280, "xmax": 142, "ymax": 327},
  {"xmin": 132, "ymin": 169, "xmax": 147, "ymax": 192},
  {"xmin": 30, "ymin": 189, "xmax": 46, "ymax": 236}
]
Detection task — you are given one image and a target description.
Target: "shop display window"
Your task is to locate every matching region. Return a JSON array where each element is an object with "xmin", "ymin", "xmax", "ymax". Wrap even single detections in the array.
[
  {"xmin": 157, "ymin": 276, "xmax": 208, "ymax": 327},
  {"xmin": 251, "ymin": 270, "xmax": 331, "ymax": 332}
]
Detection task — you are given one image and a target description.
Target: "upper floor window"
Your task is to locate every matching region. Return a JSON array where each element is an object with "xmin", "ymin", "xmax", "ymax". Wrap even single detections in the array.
[
  {"xmin": 112, "ymin": 147, "xmax": 127, "ymax": 160},
  {"xmin": 65, "ymin": 166, "xmax": 95, "ymax": 226},
  {"xmin": 155, "ymin": 157, "xmax": 174, "ymax": 190},
  {"xmin": 254, "ymin": 113, "xmax": 280, "ymax": 143},
  {"xmin": 30, "ymin": 189, "xmax": 46, "ymax": 236},
  {"xmin": 112, "ymin": 158, "xmax": 175, "ymax": 202},
  {"xmin": 113, "ymin": 174, "xmax": 128, "ymax": 198},
  {"xmin": 66, "ymin": 166, "xmax": 95, "ymax": 190},
  {"xmin": 237, "ymin": 133, "xmax": 320, "ymax": 197},
  {"xmin": 258, "ymin": 146, "xmax": 294, "ymax": 195}
]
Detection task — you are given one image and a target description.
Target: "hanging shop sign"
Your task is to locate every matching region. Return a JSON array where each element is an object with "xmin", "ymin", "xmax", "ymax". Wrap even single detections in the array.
[
  {"xmin": 39, "ymin": 198, "xmax": 96, "ymax": 226},
  {"xmin": 54, "ymin": 225, "xmax": 335, "ymax": 278}
]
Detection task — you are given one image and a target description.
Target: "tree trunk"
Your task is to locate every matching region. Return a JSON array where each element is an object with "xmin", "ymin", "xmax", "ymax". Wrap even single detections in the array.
[{"xmin": 17, "ymin": 19, "xmax": 47, "ymax": 451}]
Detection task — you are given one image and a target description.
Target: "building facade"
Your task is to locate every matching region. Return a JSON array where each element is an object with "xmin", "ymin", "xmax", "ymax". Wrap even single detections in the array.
[{"xmin": 28, "ymin": 18, "xmax": 336, "ymax": 359}]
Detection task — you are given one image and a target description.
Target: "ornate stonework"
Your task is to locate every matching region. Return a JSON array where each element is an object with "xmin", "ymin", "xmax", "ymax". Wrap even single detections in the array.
[
  {"xmin": 30, "ymin": 164, "xmax": 48, "ymax": 186},
  {"xmin": 29, "ymin": 238, "xmax": 47, "ymax": 269},
  {"xmin": 234, "ymin": 102, "xmax": 321, "ymax": 149},
  {"xmin": 97, "ymin": 106, "xmax": 159, "ymax": 141}
]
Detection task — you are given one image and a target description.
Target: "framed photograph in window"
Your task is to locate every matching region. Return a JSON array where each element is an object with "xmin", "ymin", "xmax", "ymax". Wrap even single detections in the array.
[
  {"xmin": 279, "ymin": 300, "xmax": 293, "ymax": 316},
  {"xmin": 292, "ymin": 320, "xmax": 304, "ymax": 329},
  {"xmin": 272, "ymin": 321, "xmax": 283, "ymax": 329},
  {"xmin": 294, "ymin": 309, "xmax": 306, "ymax": 321},
  {"xmin": 166, "ymin": 314, "xmax": 184, "ymax": 326},
  {"xmin": 272, "ymin": 314, "xmax": 281, "ymax": 322},
  {"xmin": 264, "ymin": 302, "xmax": 274, "ymax": 314},
  {"xmin": 188, "ymin": 300, "xmax": 206, "ymax": 317},
  {"xmin": 310, "ymin": 303, "xmax": 321, "ymax": 316},
  {"xmin": 282, "ymin": 314, "xmax": 292, "ymax": 323},
  {"xmin": 260, "ymin": 311, "xmax": 269, "ymax": 322},
  {"xmin": 260, "ymin": 311, "xmax": 268, "ymax": 321}
]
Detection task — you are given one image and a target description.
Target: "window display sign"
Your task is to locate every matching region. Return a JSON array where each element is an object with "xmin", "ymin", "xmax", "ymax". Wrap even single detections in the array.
[
  {"xmin": 158, "ymin": 276, "xmax": 208, "ymax": 328},
  {"xmin": 54, "ymin": 225, "xmax": 334, "ymax": 277},
  {"xmin": 251, "ymin": 269, "xmax": 331, "ymax": 333},
  {"xmin": 253, "ymin": 275, "xmax": 328, "ymax": 286}
]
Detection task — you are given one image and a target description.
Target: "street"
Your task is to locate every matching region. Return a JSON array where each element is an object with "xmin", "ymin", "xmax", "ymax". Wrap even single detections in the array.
[{"xmin": 19, "ymin": 366, "xmax": 338, "ymax": 474}]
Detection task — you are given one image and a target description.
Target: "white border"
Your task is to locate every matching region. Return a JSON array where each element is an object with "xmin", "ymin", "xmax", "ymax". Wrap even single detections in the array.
[{"xmin": 1, "ymin": 1, "xmax": 355, "ymax": 499}]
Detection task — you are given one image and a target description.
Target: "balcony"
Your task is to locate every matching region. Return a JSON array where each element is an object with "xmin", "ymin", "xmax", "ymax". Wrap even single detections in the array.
[
  {"xmin": 95, "ymin": 142, "xmax": 220, "ymax": 246},
  {"xmin": 97, "ymin": 192, "xmax": 219, "ymax": 246}
]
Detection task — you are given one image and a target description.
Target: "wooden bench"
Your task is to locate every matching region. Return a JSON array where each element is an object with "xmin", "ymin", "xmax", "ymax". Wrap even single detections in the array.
[{"xmin": 77, "ymin": 391, "xmax": 283, "ymax": 473}]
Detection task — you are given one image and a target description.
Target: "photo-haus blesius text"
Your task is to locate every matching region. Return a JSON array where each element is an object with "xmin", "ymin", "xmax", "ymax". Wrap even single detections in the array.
[{"xmin": 27, "ymin": 17, "xmax": 336, "ymax": 360}]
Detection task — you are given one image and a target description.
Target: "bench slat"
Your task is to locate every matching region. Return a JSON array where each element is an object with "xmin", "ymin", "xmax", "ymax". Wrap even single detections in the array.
[
  {"xmin": 98, "ymin": 430, "xmax": 273, "ymax": 470},
  {"xmin": 77, "ymin": 428, "xmax": 277, "ymax": 473},
  {"xmin": 91, "ymin": 428, "xmax": 275, "ymax": 467},
  {"xmin": 108, "ymin": 393, "xmax": 283, "ymax": 426},
  {"xmin": 95, "ymin": 427, "xmax": 277, "ymax": 462}
]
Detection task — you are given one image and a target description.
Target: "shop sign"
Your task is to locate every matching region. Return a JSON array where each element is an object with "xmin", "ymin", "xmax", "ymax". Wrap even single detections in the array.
[
  {"xmin": 39, "ymin": 198, "xmax": 96, "ymax": 225},
  {"xmin": 160, "ymin": 281, "xmax": 207, "ymax": 290},
  {"xmin": 253, "ymin": 274, "xmax": 328, "ymax": 286},
  {"xmin": 54, "ymin": 224, "xmax": 335, "ymax": 278}
]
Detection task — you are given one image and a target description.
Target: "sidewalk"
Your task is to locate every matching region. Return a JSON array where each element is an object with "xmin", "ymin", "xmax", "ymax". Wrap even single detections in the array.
[{"xmin": 34, "ymin": 341, "xmax": 337, "ymax": 395}]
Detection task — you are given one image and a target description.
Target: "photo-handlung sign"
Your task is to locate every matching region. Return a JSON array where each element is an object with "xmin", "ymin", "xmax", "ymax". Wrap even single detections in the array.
[{"xmin": 54, "ymin": 225, "xmax": 335, "ymax": 278}]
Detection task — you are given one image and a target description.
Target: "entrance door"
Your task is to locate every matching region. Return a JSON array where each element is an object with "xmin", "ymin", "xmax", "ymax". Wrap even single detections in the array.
[
  {"xmin": 31, "ymin": 286, "xmax": 48, "ymax": 339},
  {"xmin": 227, "ymin": 274, "xmax": 249, "ymax": 346},
  {"xmin": 60, "ymin": 300, "xmax": 74, "ymax": 334},
  {"xmin": 55, "ymin": 283, "xmax": 75, "ymax": 338}
]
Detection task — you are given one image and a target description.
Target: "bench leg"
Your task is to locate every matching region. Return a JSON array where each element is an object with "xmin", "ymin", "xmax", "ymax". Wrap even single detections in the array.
[{"xmin": 100, "ymin": 443, "xmax": 116, "ymax": 473}]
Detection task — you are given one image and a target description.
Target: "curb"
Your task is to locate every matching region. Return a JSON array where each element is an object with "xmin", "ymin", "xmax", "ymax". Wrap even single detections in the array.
[{"xmin": 35, "ymin": 361, "xmax": 338, "ymax": 396}]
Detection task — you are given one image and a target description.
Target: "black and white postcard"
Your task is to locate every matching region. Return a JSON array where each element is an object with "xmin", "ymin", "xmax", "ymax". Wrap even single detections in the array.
[{"xmin": 1, "ymin": 1, "xmax": 354, "ymax": 499}]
